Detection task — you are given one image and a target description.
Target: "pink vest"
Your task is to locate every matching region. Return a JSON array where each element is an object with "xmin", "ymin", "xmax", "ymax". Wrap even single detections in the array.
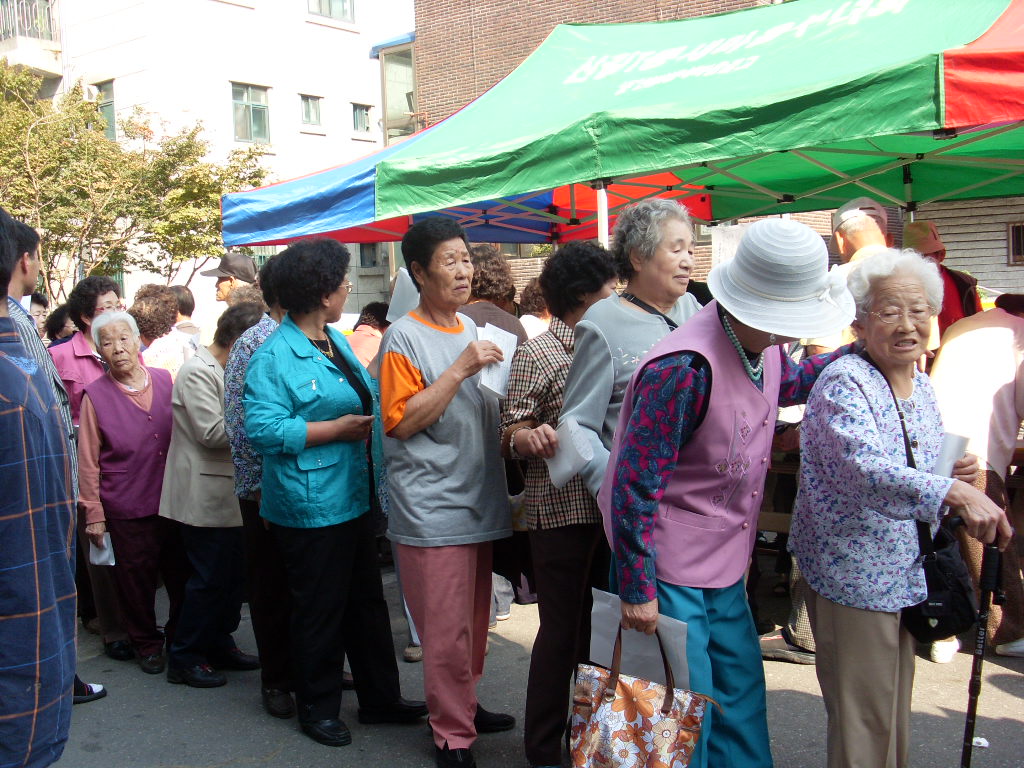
[
  {"xmin": 85, "ymin": 368, "xmax": 173, "ymax": 520},
  {"xmin": 599, "ymin": 301, "xmax": 781, "ymax": 589}
]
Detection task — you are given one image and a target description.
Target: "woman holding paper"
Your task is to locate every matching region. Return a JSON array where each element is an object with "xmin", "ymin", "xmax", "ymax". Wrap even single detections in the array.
[
  {"xmin": 560, "ymin": 199, "xmax": 702, "ymax": 498},
  {"xmin": 379, "ymin": 217, "xmax": 514, "ymax": 768},
  {"xmin": 788, "ymin": 247, "xmax": 1011, "ymax": 768},
  {"xmin": 244, "ymin": 239, "xmax": 425, "ymax": 748},
  {"xmin": 499, "ymin": 241, "xmax": 617, "ymax": 768}
]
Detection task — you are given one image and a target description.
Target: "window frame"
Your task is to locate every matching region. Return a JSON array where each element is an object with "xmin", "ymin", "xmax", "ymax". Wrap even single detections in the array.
[
  {"xmin": 95, "ymin": 80, "xmax": 115, "ymax": 140},
  {"xmin": 307, "ymin": 0, "xmax": 354, "ymax": 24},
  {"xmin": 352, "ymin": 103, "xmax": 372, "ymax": 133},
  {"xmin": 300, "ymin": 94, "xmax": 322, "ymax": 126},
  {"xmin": 1009, "ymin": 223, "xmax": 1024, "ymax": 266},
  {"xmin": 232, "ymin": 82, "xmax": 270, "ymax": 144}
]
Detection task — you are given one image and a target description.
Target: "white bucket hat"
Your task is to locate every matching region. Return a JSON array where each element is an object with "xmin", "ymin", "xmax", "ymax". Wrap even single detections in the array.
[{"xmin": 707, "ymin": 219, "xmax": 855, "ymax": 339}]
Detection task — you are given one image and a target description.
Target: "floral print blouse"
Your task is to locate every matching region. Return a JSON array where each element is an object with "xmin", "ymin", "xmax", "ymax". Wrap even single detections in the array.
[{"xmin": 789, "ymin": 354, "xmax": 953, "ymax": 612}]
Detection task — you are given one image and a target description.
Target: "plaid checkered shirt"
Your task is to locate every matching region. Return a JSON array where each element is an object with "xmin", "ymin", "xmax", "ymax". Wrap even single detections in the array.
[{"xmin": 500, "ymin": 316, "xmax": 600, "ymax": 529}]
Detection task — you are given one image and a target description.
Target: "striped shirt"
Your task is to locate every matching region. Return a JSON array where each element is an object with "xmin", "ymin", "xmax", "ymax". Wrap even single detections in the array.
[
  {"xmin": 500, "ymin": 317, "xmax": 599, "ymax": 529},
  {"xmin": 0, "ymin": 318, "xmax": 76, "ymax": 768},
  {"xmin": 7, "ymin": 297, "xmax": 77, "ymax": 496}
]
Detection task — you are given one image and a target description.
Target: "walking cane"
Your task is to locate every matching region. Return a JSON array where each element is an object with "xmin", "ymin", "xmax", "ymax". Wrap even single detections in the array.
[{"xmin": 960, "ymin": 542, "xmax": 1005, "ymax": 768}]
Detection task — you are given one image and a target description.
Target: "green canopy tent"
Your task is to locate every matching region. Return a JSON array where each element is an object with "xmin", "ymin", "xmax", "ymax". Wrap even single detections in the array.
[{"xmin": 370, "ymin": 0, "xmax": 1024, "ymax": 241}]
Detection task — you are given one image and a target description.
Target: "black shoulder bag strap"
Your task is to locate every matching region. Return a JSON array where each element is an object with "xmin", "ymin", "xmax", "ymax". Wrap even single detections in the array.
[
  {"xmin": 620, "ymin": 292, "xmax": 678, "ymax": 331},
  {"xmin": 859, "ymin": 351, "xmax": 934, "ymax": 562}
]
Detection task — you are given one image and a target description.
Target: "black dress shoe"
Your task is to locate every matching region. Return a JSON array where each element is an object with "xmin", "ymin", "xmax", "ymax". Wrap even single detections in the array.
[
  {"xmin": 261, "ymin": 688, "xmax": 295, "ymax": 719},
  {"xmin": 137, "ymin": 653, "xmax": 166, "ymax": 675},
  {"xmin": 435, "ymin": 744, "xmax": 476, "ymax": 767},
  {"xmin": 167, "ymin": 663, "xmax": 227, "ymax": 688},
  {"xmin": 357, "ymin": 697, "xmax": 428, "ymax": 724},
  {"xmin": 474, "ymin": 704, "xmax": 515, "ymax": 733},
  {"xmin": 104, "ymin": 640, "xmax": 133, "ymax": 661},
  {"xmin": 208, "ymin": 647, "xmax": 261, "ymax": 671},
  {"xmin": 299, "ymin": 718, "xmax": 352, "ymax": 747}
]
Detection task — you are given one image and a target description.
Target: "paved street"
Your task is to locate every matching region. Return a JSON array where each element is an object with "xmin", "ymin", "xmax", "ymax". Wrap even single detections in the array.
[{"xmin": 65, "ymin": 557, "xmax": 1024, "ymax": 768}]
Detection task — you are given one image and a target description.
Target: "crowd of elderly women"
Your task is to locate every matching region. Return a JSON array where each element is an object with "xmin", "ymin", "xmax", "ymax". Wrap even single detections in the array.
[{"xmin": 50, "ymin": 194, "xmax": 1017, "ymax": 768}]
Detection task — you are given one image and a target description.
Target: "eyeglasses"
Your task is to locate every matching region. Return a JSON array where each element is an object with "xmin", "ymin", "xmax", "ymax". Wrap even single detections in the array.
[
  {"xmin": 93, "ymin": 301, "xmax": 125, "ymax": 315},
  {"xmin": 341, "ymin": 281, "xmax": 353, "ymax": 293},
  {"xmin": 871, "ymin": 306, "xmax": 935, "ymax": 325}
]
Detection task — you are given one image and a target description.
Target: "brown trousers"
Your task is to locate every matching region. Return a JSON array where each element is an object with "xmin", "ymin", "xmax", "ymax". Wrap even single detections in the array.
[{"xmin": 808, "ymin": 591, "xmax": 915, "ymax": 768}]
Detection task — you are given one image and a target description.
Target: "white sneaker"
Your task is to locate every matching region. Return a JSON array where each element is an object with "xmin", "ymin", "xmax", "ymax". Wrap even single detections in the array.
[
  {"xmin": 994, "ymin": 637, "xmax": 1024, "ymax": 657},
  {"xmin": 929, "ymin": 637, "xmax": 960, "ymax": 663}
]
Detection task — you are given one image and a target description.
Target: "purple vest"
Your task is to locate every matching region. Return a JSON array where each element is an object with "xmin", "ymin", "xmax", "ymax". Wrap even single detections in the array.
[
  {"xmin": 600, "ymin": 301, "xmax": 781, "ymax": 589},
  {"xmin": 85, "ymin": 368, "xmax": 173, "ymax": 520}
]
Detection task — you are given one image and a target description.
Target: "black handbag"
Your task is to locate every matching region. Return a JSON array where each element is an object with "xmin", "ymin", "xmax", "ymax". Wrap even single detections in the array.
[{"xmin": 862, "ymin": 352, "xmax": 978, "ymax": 643}]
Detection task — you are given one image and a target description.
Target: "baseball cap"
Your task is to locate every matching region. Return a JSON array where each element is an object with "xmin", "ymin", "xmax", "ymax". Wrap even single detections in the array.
[
  {"xmin": 903, "ymin": 221, "xmax": 944, "ymax": 254},
  {"xmin": 201, "ymin": 251, "xmax": 257, "ymax": 283},
  {"xmin": 831, "ymin": 196, "xmax": 888, "ymax": 235}
]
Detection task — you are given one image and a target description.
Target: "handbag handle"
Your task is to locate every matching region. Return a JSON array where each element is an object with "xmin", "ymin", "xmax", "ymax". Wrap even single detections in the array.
[{"xmin": 605, "ymin": 626, "xmax": 677, "ymax": 715}]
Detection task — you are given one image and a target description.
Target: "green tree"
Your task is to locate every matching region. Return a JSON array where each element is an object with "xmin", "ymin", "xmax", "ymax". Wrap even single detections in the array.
[{"xmin": 0, "ymin": 60, "xmax": 267, "ymax": 299}]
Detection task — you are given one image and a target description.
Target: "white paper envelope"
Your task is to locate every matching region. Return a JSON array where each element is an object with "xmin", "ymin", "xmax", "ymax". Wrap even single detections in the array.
[
  {"xmin": 89, "ymin": 533, "xmax": 116, "ymax": 566},
  {"xmin": 476, "ymin": 323, "xmax": 518, "ymax": 399},
  {"xmin": 545, "ymin": 416, "xmax": 593, "ymax": 489},
  {"xmin": 935, "ymin": 433, "xmax": 969, "ymax": 478},
  {"xmin": 590, "ymin": 588, "xmax": 688, "ymax": 690},
  {"xmin": 386, "ymin": 268, "xmax": 420, "ymax": 323}
]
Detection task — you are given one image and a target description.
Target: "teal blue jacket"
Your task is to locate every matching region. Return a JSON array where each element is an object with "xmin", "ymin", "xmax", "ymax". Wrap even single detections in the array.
[{"xmin": 243, "ymin": 314, "xmax": 383, "ymax": 528}]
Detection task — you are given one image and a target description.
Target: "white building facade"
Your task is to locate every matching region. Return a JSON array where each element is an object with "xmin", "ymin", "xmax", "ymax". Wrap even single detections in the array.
[{"xmin": 3, "ymin": 0, "xmax": 413, "ymax": 333}]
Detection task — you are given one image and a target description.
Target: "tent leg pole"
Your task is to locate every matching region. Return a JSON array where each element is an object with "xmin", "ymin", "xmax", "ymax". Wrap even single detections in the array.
[{"xmin": 596, "ymin": 184, "xmax": 610, "ymax": 247}]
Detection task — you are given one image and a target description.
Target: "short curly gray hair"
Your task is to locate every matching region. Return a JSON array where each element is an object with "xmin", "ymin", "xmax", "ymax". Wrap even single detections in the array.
[
  {"xmin": 611, "ymin": 199, "xmax": 693, "ymax": 280},
  {"xmin": 846, "ymin": 248, "xmax": 943, "ymax": 321},
  {"xmin": 91, "ymin": 310, "xmax": 140, "ymax": 347}
]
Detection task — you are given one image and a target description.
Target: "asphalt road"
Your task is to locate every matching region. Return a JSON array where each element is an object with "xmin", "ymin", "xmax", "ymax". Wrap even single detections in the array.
[{"xmin": 63, "ymin": 557, "xmax": 1024, "ymax": 768}]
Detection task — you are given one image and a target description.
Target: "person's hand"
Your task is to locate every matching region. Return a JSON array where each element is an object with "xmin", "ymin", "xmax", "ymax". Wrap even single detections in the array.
[
  {"xmin": 514, "ymin": 424, "xmax": 559, "ymax": 459},
  {"xmin": 944, "ymin": 479, "xmax": 1014, "ymax": 550},
  {"xmin": 333, "ymin": 414, "xmax": 374, "ymax": 442},
  {"xmin": 620, "ymin": 598, "xmax": 658, "ymax": 635},
  {"xmin": 85, "ymin": 521, "xmax": 107, "ymax": 547},
  {"xmin": 952, "ymin": 454, "xmax": 980, "ymax": 485},
  {"xmin": 452, "ymin": 341, "xmax": 503, "ymax": 381}
]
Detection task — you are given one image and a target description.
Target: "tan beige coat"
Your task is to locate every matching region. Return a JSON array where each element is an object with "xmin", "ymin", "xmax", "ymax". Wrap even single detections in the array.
[{"xmin": 158, "ymin": 346, "xmax": 240, "ymax": 527}]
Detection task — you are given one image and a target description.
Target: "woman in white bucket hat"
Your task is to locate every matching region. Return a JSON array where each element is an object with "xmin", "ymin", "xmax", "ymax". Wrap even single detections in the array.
[{"xmin": 598, "ymin": 218, "xmax": 855, "ymax": 768}]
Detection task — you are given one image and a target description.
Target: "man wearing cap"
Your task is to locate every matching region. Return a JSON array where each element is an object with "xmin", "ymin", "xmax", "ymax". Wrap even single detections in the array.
[
  {"xmin": 601, "ymin": 219, "xmax": 856, "ymax": 768},
  {"xmin": 202, "ymin": 251, "xmax": 257, "ymax": 303},
  {"xmin": 904, "ymin": 220, "xmax": 982, "ymax": 336}
]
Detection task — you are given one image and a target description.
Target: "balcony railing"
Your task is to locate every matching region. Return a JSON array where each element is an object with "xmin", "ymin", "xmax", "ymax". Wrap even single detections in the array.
[{"xmin": 0, "ymin": 0, "xmax": 58, "ymax": 43}]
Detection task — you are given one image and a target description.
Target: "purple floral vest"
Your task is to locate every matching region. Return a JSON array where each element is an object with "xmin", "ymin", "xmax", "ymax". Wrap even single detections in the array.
[
  {"xmin": 600, "ymin": 300, "xmax": 781, "ymax": 589},
  {"xmin": 85, "ymin": 368, "xmax": 173, "ymax": 519}
]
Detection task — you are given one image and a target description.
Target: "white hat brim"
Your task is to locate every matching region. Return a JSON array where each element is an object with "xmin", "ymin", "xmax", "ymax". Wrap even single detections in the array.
[{"xmin": 707, "ymin": 263, "xmax": 855, "ymax": 340}]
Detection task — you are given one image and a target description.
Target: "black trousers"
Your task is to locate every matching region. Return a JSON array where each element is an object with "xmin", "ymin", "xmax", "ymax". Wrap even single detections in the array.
[
  {"xmin": 168, "ymin": 525, "xmax": 245, "ymax": 668},
  {"xmin": 239, "ymin": 498, "xmax": 292, "ymax": 691},
  {"xmin": 524, "ymin": 522, "xmax": 609, "ymax": 766},
  {"xmin": 271, "ymin": 513, "xmax": 401, "ymax": 721}
]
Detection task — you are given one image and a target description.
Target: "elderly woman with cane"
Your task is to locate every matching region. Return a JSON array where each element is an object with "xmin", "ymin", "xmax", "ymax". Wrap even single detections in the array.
[
  {"xmin": 789, "ymin": 247, "xmax": 1011, "ymax": 768},
  {"xmin": 604, "ymin": 219, "xmax": 858, "ymax": 768}
]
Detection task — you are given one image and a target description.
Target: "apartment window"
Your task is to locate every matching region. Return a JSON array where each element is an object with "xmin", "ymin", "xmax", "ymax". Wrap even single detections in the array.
[
  {"xmin": 308, "ymin": 0, "xmax": 353, "ymax": 23},
  {"xmin": 96, "ymin": 80, "xmax": 115, "ymax": 140},
  {"xmin": 359, "ymin": 243, "xmax": 379, "ymax": 268},
  {"xmin": 380, "ymin": 45, "xmax": 417, "ymax": 144},
  {"xmin": 352, "ymin": 103, "xmax": 371, "ymax": 133},
  {"xmin": 1010, "ymin": 223, "xmax": 1024, "ymax": 266},
  {"xmin": 300, "ymin": 95, "xmax": 322, "ymax": 126},
  {"xmin": 232, "ymin": 83, "xmax": 269, "ymax": 143}
]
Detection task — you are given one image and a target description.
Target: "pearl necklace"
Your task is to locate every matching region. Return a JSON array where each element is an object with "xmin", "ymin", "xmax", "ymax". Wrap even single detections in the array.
[{"xmin": 721, "ymin": 312, "xmax": 764, "ymax": 381}]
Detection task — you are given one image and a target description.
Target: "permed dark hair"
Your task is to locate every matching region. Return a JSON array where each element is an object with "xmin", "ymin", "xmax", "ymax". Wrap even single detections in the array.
[
  {"xmin": 468, "ymin": 244, "xmax": 514, "ymax": 303},
  {"xmin": 611, "ymin": 199, "xmax": 693, "ymax": 281},
  {"xmin": 30, "ymin": 291, "xmax": 49, "ymax": 309},
  {"xmin": 129, "ymin": 285, "xmax": 178, "ymax": 341},
  {"xmin": 519, "ymin": 278, "xmax": 546, "ymax": 315},
  {"xmin": 45, "ymin": 303, "xmax": 72, "ymax": 341},
  {"xmin": 539, "ymin": 241, "xmax": 617, "ymax": 320},
  {"xmin": 213, "ymin": 302, "xmax": 264, "ymax": 349},
  {"xmin": 168, "ymin": 284, "xmax": 195, "ymax": 317},
  {"xmin": 12, "ymin": 220, "xmax": 40, "ymax": 258},
  {"xmin": 67, "ymin": 275, "xmax": 122, "ymax": 331},
  {"xmin": 257, "ymin": 255, "xmax": 279, "ymax": 307},
  {"xmin": 401, "ymin": 217, "xmax": 468, "ymax": 291},
  {"xmin": 274, "ymin": 239, "xmax": 350, "ymax": 315},
  {"xmin": 357, "ymin": 301, "xmax": 389, "ymax": 329}
]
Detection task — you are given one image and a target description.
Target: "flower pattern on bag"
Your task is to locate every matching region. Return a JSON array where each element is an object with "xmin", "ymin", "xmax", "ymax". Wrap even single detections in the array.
[{"xmin": 570, "ymin": 663, "xmax": 709, "ymax": 768}]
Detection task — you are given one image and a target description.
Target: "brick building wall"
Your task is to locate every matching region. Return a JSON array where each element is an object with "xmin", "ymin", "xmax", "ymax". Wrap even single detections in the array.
[{"xmin": 414, "ymin": 0, "xmax": 768, "ymax": 127}]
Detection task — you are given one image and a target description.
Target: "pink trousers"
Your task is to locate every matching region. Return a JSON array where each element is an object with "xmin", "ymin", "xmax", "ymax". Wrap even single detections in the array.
[{"xmin": 395, "ymin": 541, "xmax": 492, "ymax": 750}]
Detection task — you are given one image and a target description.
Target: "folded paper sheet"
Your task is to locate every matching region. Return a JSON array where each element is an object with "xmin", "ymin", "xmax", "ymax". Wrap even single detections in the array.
[
  {"xmin": 477, "ymin": 323, "xmax": 518, "ymax": 399},
  {"xmin": 590, "ymin": 588, "xmax": 688, "ymax": 690},
  {"xmin": 545, "ymin": 416, "xmax": 593, "ymax": 489}
]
